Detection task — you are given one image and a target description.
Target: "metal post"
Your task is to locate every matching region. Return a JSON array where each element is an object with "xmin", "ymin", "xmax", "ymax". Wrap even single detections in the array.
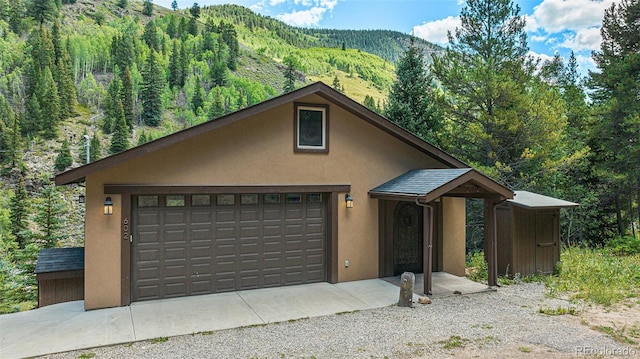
[{"xmin": 83, "ymin": 135, "xmax": 90, "ymax": 164}]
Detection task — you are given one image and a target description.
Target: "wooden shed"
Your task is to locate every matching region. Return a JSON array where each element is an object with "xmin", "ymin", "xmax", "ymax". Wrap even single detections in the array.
[
  {"xmin": 497, "ymin": 191, "xmax": 578, "ymax": 277},
  {"xmin": 35, "ymin": 247, "xmax": 84, "ymax": 307}
]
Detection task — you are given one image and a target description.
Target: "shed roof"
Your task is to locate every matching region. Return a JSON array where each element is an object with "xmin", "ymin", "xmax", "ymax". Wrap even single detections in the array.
[
  {"xmin": 508, "ymin": 191, "xmax": 579, "ymax": 209},
  {"xmin": 55, "ymin": 82, "xmax": 467, "ymax": 185},
  {"xmin": 369, "ymin": 168, "xmax": 513, "ymax": 202},
  {"xmin": 35, "ymin": 247, "xmax": 85, "ymax": 274}
]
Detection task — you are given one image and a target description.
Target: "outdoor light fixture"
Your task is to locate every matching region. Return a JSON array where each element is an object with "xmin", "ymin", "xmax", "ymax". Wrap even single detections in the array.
[
  {"xmin": 345, "ymin": 193, "xmax": 354, "ymax": 208},
  {"xmin": 104, "ymin": 197, "xmax": 113, "ymax": 215},
  {"xmin": 78, "ymin": 194, "xmax": 86, "ymax": 204}
]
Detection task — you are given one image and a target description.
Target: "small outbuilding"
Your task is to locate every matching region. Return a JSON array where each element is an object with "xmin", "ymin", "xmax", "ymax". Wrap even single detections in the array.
[
  {"xmin": 35, "ymin": 247, "xmax": 84, "ymax": 307},
  {"xmin": 496, "ymin": 191, "xmax": 578, "ymax": 277}
]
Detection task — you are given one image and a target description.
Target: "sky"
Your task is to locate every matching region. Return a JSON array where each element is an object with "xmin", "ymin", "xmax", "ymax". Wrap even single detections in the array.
[{"xmin": 153, "ymin": 0, "xmax": 616, "ymax": 76}]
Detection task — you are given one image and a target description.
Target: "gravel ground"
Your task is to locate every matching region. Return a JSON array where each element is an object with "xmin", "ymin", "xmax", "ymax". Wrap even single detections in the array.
[{"xmin": 40, "ymin": 283, "xmax": 637, "ymax": 358}]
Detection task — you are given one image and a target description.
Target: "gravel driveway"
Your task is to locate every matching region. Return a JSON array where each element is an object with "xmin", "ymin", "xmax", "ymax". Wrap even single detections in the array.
[{"xmin": 40, "ymin": 283, "xmax": 636, "ymax": 358}]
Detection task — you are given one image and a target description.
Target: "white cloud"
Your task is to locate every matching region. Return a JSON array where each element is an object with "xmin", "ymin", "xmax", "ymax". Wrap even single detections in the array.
[
  {"xmin": 269, "ymin": 0, "xmax": 286, "ymax": 5},
  {"xmin": 277, "ymin": 6, "xmax": 327, "ymax": 27},
  {"xmin": 412, "ymin": 16, "xmax": 461, "ymax": 44},
  {"xmin": 559, "ymin": 27, "xmax": 602, "ymax": 51},
  {"xmin": 531, "ymin": 0, "xmax": 615, "ymax": 33}
]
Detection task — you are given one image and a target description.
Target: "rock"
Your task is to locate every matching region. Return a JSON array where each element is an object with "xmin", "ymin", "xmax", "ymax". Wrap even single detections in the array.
[
  {"xmin": 418, "ymin": 297, "xmax": 432, "ymax": 305},
  {"xmin": 453, "ymin": 290, "xmax": 462, "ymax": 295},
  {"xmin": 398, "ymin": 272, "xmax": 415, "ymax": 307}
]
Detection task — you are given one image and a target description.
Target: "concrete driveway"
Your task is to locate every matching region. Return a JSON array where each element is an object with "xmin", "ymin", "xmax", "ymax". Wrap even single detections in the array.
[{"xmin": 0, "ymin": 274, "xmax": 490, "ymax": 359}]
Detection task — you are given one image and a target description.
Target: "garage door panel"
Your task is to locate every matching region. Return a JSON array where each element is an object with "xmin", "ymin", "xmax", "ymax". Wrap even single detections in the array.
[{"xmin": 133, "ymin": 193, "xmax": 326, "ymax": 302}]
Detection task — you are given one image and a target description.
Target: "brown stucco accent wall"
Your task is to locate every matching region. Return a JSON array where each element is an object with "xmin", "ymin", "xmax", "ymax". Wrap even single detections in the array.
[
  {"xmin": 441, "ymin": 197, "xmax": 466, "ymax": 276},
  {"xmin": 83, "ymin": 94, "xmax": 445, "ymax": 309}
]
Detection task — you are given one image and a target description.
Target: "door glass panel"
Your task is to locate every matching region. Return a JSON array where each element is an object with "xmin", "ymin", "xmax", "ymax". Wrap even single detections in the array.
[
  {"xmin": 264, "ymin": 194, "xmax": 280, "ymax": 204},
  {"xmin": 241, "ymin": 194, "xmax": 258, "ymax": 205},
  {"xmin": 138, "ymin": 195, "xmax": 158, "ymax": 207},
  {"xmin": 166, "ymin": 195, "xmax": 185, "ymax": 207},
  {"xmin": 286, "ymin": 193, "xmax": 302, "ymax": 204},
  {"xmin": 217, "ymin": 194, "xmax": 235, "ymax": 205},
  {"xmin": 307, "ymin": 193, "xmax": 322, "ymax": 203},
  {"xmin": 191, "ymin": 195, "xmax": 211, "ymax": 206}
]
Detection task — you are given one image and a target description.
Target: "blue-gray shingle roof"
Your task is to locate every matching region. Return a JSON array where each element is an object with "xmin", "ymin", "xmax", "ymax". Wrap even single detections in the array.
[
  {"xmin": 35, "ymin": 247, "xmax": 84, "ymax": 274},
  {"xmin": 370, "ymin": 168, "xmax": 473, "ymax": 196}
]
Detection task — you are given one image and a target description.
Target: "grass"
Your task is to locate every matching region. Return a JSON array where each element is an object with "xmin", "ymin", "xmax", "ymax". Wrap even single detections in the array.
[
  {"xmin": 593, "ymin": 325, "xmax": 640, "ymax": 345},
  {"xmin": 77, "ymin": 353, "xmax": 96, "ymax": 359},
  {"xmin": 147, "ymin": 337, "xmax": 169, "ymax": 344},
  {"xmin": 538, "ymin": 306, "xmax": 578, "ymax": 316},
  {"xmin": 518, "ymin": 346, "xmax": 532, "ymax": 353},
  {"xmin": 438, "ymin": 335, "xmax": 469, "ymax": 349},
  {"xmin": 546, "ymin": 246, "xmax": 640, "ymax": 306}
]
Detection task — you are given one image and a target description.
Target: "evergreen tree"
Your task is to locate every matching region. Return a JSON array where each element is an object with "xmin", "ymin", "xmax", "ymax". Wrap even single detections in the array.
[
  {"xmin": 103, "ymin": 75, "xmax": 123, "ymax": 133},
  {"xmin": 54, "ymin": 139, "xmax": 72, "ymax": 171},
  {"xmin": 210, "ymin": 58, "xmax": 227, "ymax": 87},
  {"xmin": 143, "ymin": 20, "xmax": 159, "ymax": 52},
  {"xmin": 191, "ymin": 75, "xmax": 205, "ymax": 114},
  {"xmin": 0, "ymin": 95, "xmax": 22, "ymax": 169},
  {"xmin": 27, "ymin": 26, "xmax": 55, "ymax": 99},
  {"xmin": 111, "ymin": 32, "xmax": 135, "ymax": 71},
  {"xmin": 332, "ymin": 75, "xmax": 344, "ymax": 94},
  {"xmin": 51, "ymin": 19, "xmax": 62, "ymax": 63},
  {"xmin": 167, "ymin": 15, "xmax": 178, "ymax": 38},
  {"xmin": 77, "ymin": 130, "xmax": 89, "ymax": 164},
  {"xmin": 431, "ymin": 0, "xmax": 562, "ymax": 188},
  {"xmin": 187, "ymin": 17, "xmax": 198, "ymax": 36},
  {"xmin": 121, "ymin": 66, "xmax": 135, "ymax": 130},
  {"xmin": 282, "ymin": 54, "xmax": 299, "ymax": 93},
  {"xmin": 109, "ymin": 101, "xmax": 129, "ymax": 154},
  {"xmin": 37, "ymin": 67, "xmax": 61, "ymax": 139},
  {"xmin": 56, "ymin": 38, "xmax": 77, "ymax": 119},
  {"xmin": 363, "ymin": 95, "xmax": 378, "ymax": 113},
  {"xmin": 190, "ymin": 3, "xmax": 201, "ymax": 19},
  {"xmin": 168, "ymin": 40, "xmax": 183, "ymax": 88},
  {"xmin": 31, "ymin": 184, "xmax": 66, "ymax": 248},
  {"xmin": 117, "ymin": 0, "xmax": 128, "ymax": 9},
  {"xmin": 90, "ymin": 134, "xmax": 101, "ymax": 162},
  {"xmin": 30, "ymin": 0, "xmax": 57, "ymax": 24},
  {"xmin": 24, "ymin": 94, "xmax": 42, "ymax": 135},
  {"xmin": 588, "ymin": 0, "xmax": 640, "ymax": 238},
  {"xmin": 171, "ymin": 0, "xmax": 178, "ymax": 11},
  {"xmin": 140, "ymin": 51, "xmax": 165, "ymax": 127},
  {"xmin": 9, "ymin": 176, "xmax": 28, "ymax": 249},
  {"xmin": 386, "ymin": 37, "xmax": 442, "ymax": 145},
  {"xmin": 220, "ymin": 22, "xmax": 239, "ymax": 70},
  {"xmin": 142, "ymin": 0, "xmax": 153, "ymax": 16},
  {"xmin": 137, "ymin": 131, "xmax": 149, "ymax": 146},
  {"xmin": 208, "ymin": 87, "xmax": 225, "ymax": 119},
  {"xmin": 179, "ymin": 40, "xmax": 188, "ymax": 87}
]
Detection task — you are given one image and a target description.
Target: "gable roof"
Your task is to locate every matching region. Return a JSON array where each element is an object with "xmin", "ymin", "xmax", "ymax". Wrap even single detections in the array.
[
  {"xmin": 369, "ymin": 168, "xmax": 514, "ymax": 202},
  {"xmin": 55, "ymin": 82, "xmax": 467, "ymax": 185}
]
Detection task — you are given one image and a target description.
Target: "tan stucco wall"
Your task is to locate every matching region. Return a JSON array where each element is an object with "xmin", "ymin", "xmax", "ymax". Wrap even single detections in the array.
[
  {"xmin": 83, "ymin": 94, "xmax": 446, "ymax": 309},
  {"xmin": 441, "ymin": 197, "xmax": 466, "ymax": 276}
]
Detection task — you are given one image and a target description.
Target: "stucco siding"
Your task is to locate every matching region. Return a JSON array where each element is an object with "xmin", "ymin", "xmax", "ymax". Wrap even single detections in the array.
[{"xmin": 83, "ymin": 93, "xmax": 446, "ymax": 309}]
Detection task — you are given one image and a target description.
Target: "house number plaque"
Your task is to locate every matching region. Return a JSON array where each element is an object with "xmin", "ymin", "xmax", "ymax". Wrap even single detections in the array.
[{"xmin": 123, "ymin": 218, "xmax": 129, "ymax": 241}]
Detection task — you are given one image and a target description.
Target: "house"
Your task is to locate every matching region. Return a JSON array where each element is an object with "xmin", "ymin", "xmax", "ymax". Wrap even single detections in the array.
[{"xmin": 55, "ymin": 82, "xmax": 514, "ymax": 310}]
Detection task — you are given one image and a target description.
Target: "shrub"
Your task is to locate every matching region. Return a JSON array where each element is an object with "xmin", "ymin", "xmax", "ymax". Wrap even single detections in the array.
[{"xmin": 606, "ymin": 235, "xmax": 640, "ymax": 256}]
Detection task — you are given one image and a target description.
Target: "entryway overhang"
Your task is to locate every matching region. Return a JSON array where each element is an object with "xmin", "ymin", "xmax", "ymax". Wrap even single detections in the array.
[{"xmin": 369, "ymin": 168, "xmax": 514, "ymax": 296}]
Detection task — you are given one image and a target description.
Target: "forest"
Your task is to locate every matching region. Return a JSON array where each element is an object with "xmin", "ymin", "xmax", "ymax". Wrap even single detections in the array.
[{"xmin": 0, "ymin": 0, "xmax": 638, "ymax": 313}]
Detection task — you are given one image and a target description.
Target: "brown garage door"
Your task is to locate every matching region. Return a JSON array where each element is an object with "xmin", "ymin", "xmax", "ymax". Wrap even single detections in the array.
[{"xmin": 132, "ymin": 193, "xmax": 326, "ymax": 301}]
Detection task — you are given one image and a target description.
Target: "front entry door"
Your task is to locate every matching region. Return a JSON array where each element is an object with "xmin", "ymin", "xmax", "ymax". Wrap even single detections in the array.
[{"xmin": 393, "ymin": 202, "xmax": 423, "ymax": 275}]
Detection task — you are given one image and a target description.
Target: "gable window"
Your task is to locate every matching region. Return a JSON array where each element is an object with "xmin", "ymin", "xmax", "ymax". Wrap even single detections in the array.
[{"xmin": 295, "ymin": 103, "xmax": 329, "ymax": 153}]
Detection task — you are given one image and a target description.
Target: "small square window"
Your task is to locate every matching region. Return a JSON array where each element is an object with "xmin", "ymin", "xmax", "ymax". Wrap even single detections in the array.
[
  {"xmin": 166, "ymin": 195, "xmax": 185, "ymax": 207},
  {"xmin": 217, "ymin": 194, "xmax": 235, "ymax": 206},
  {"xmin": 264, "ymin": 194, "xmax": 280, "ymax": 204},
  {"xmin": 192, "ymin": 195, "xmax": 211, "ymax": 206},
  {"xmin": 286, "ymin": 193, "xmax": 302, "ymax": 204},
  {"xmin": 138, "ymin": 195, "xmax": 158, "ymax": 207},
  {"xmin": 241, "ymin": 194, "xmax": 258, "ymax": 205},
  {"xmin": 307, "ymin": 193, "xmax": 322, "ymax": 203},
  {"xmin": 295, "ymin": 104, "xmax": 329, "ymax": 153}
]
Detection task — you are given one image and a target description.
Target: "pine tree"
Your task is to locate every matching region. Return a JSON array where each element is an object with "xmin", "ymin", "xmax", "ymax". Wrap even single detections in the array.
[
  {"xmin": 171, "ymin": 0, "xmax": 178, "ymax": 11},
  {"xmin": 121, "ymin": 66, "xmax": 135, "ymax": 130},
  {"xmin": 210, "ymin": 58, "xmax": 227, "ymax": 87},
  {"xmin": 9, "ymin": 175, "xmax": 28, "ymax": 249},
  {"xmin": 109, "ymin": 101, "xmax": 129, "ymax": 154},
  {"xmin": 111, "ymin": 32, "xmax": 135, "ymax": 72},
  {"xmin": 142, "ymin": 0, "xmax": 153, "ymax": 16},
  {"xmin": 167, "ymin": 15, "xmax": 178, "ymax": 39},
  {"xmin": 187, "ymin": 17, "xmax": 198, "ymax": 36},
  {"xmin": 588, "ymin": 0, "xmax": 640, "ymax": 238},
  {"xmin": 363, "ymin": 95, "xmax": 378, "ymax": 113},
  {"xmin": 38, "ymin": 67, "xmax": 61, "ymax": 139},
  {"xmin": 386, "ymin": 37, "xmax": 442, "ymax": 145},
  {"xmin": 140, "ymin": 51, "xmax": 165, "ymax": 127},
  {"xmin": 168, "ymin": 40, "xmax": 183, "ymax": 88},
  {"xmin": 282, "ymin": 54, "xmax": 299, "ymax": 93},
  {"xmin": 31, "ymin": 184, "xmax": 66, "ymax": 248},
  {"xmin": 30, "ymin": 0, "xmax": 57, "ymax": 24},
  {"xmin": 117, "ymin": 0, "xmax": 128, "ymax": 9},
  {"xmin": 191, "ymin": 75, "xmax": 205, "ymax": 114},
  {"xmin": 332, "ymin": 75, "xmax": 344, "ymax": 94},
  {"xmin": 137, "ymin": 131, "xmax": 148, "ymax": 146},
  {"xmin": 143, "ymin": 20, "xmax": 159, "ymax": 52},
  {"xmin": 27, "ymin": 26, "xmax": 55, "ymax": 99},
  {"xmin": 56, "ymin": 38, "xmax": 77, "ymax": 119},
  {"xmin": 190, "ymin": 3, "xmax": 201, "ymax": 19},
  {"xmin": 208, "ymin": 87, "xmax": 225, "ymax": 119},
  {"xmin": 54, "ymin": 138, "xmax": 72, "ymax": 171},
  {"xmin": 90, "ymin": 134, "xmax": 101, "ymax": 162},
  {"xmin": 103, "ymin": 75, "xmax": 122, "ymax": 133}
]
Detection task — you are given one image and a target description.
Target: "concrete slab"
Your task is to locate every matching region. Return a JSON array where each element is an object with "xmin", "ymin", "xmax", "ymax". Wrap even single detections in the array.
[
  {"xmin": 130, "ymin": 292, "xmax": 262, "ymax": 340},
  {"xmin": 334, "ymin": 278, "xmax": 416, "ymax": 308},
  {"xmin": 237, "ymin": 282, "xmax": 371, "ymax": 323},
  {"xmin": 0, "ymin": 301, "xmax": 133, "ymax": 359},
  {"xmin": 383, "ymin": 272, "xmax": 494, "ymax": 297}
]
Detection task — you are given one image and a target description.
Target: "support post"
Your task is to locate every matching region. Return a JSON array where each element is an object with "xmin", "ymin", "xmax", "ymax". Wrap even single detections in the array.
[
  {"xmin": 484, "ymin": 197, "xmax": 499, "ymax": 287},
  {"xmin": 420, "ymin": 201, "xmax": 433, "ymax": 296}
]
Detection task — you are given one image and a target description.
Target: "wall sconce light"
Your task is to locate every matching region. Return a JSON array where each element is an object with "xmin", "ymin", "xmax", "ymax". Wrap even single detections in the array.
[
  {"xmin": 104, "ymin": 197, "xmax": 113, "ymax": 215},
  {"xmin": 345, "ymin": 193, "xmax": 354, "ymax": 208},
  {"xmin": 78, "ymin": 194, "xmax": 86, "ymax": 204}
]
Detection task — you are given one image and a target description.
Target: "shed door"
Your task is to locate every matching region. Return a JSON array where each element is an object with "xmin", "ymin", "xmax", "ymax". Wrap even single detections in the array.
[
  {"xmin": 535, "ymin": 210, "xmax": 558, "ymax": 274},
  {"xmin": 132, "ymin": 193, "xmax": 326, "ymax": 302}
]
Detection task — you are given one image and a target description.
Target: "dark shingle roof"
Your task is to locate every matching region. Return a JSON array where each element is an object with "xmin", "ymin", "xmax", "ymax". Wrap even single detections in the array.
[
  {"xmin": 35, "ymin": 247, "xmax": 84, "ymax": 274},
  {"xmin": 370, "ymin": 168, "xmax": 473, "ymax": 196}
]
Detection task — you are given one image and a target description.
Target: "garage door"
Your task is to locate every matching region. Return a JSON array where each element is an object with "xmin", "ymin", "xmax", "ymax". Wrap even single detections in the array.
[{"xmin": 132, "ymin": 193, "xmax": 326, "ymax": 301}]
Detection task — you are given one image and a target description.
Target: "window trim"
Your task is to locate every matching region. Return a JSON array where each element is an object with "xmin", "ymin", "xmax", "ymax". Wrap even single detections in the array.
[{"xmin": 294, "ymin": 103, "xmax": 329, "ymax": 153}]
